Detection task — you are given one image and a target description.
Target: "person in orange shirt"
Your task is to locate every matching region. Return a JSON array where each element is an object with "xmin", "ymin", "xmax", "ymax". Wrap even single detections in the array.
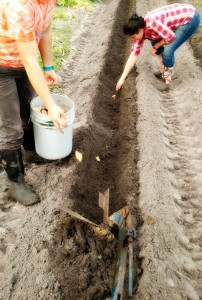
[{"xmin": 0, "ymin": 0, "xmax": 67, "ymax": 206}]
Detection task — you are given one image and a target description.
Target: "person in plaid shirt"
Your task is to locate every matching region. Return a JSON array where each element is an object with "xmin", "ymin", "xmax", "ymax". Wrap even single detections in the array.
[
  {"xmin": 116, "ymin": 3, "xmax": 200, "ymax": 89},
  {"xmin": 0, "ymin": 0, "xmax": 68, "ymax": 206}
]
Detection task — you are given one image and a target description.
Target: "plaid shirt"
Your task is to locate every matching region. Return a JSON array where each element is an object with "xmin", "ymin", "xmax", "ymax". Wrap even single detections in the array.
[
  {"xmin": 130, "ymin": 3, "xmax": 196, "ymax": 56},
  {"xmin": 0, "ymin": 0, "xmax": 56, "ymax": 68}
]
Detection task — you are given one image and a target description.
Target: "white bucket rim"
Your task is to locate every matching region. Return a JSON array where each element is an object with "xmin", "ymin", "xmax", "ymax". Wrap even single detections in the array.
[{"xmin": 30, "ymin": 93, "xmax": 74, "ymax": 121}]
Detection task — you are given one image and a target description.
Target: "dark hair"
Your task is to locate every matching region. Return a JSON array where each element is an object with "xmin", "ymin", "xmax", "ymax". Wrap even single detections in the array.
[{"xmin": 123, "ymin": 13, "xmax": 145, "ymax": 35}]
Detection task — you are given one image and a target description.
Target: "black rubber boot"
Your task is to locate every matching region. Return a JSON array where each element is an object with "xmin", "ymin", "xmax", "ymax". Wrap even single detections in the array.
[
  {"xmin": 22, "ymin": 147, "xmax": 50, "ymax": 164},
  {"xmin": 23, "ymin": 126, "xmax": 36, "ymax": 152},
  {"xmin": 23, "ymin": 127, "xmax": 48, "ymax": 163},
  {"xmin": 0, "ymin": 149, "xmax": 40, "ymax": 206}
]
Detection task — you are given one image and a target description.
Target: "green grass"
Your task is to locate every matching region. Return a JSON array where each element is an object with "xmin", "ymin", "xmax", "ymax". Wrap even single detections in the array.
[
  {"xmin": 38, "ymin": 8, "xmax": 72, "ymax": 71},
  {"xmin": 57, "ymin": 0, "xmax": 99, "ymax": 9},
  {"xmin": 52, "ymin": 23, "xmax": 71, "ymax": 70},
  {"xmin": 195, "ymin": 0, "xmax": 202, "ymax": 7},
  {"xmin": 53, "ymin": 7, "xmax": 69, "ymax": 21},
  {"xmin": 38, "ymin": 22, "xmax": 71, "ymax": 71},
  {"xmin": 39, "ymin": 1, "xmax": 99, "ymax": 72}
]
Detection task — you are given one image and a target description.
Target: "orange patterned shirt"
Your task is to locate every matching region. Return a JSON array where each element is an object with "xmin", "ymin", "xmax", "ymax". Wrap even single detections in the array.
[{"xmin": 0, "ymin": 0, "xmax": 57, "ymax": 68}]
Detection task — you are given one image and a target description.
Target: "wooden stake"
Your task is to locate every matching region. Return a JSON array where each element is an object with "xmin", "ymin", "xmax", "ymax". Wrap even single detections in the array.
[
  {"xmin": 60, "ymin": 205, "xmax": 100, "ymax": 227},
  {"xmin": 99, "ymin": 188, "xmax": 109, "ymax": 225}
]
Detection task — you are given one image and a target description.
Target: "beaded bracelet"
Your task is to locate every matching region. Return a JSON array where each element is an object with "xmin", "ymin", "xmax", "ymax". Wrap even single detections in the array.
[{"xmin": 43, "ymin": 65, "xmax": 54, "ymax": 71}]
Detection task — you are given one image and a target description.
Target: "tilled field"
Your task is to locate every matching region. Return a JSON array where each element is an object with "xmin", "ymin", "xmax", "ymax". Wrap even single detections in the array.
[{"xmin": 0, "ymin": 0, "xmax": 202, "ymax": 299}]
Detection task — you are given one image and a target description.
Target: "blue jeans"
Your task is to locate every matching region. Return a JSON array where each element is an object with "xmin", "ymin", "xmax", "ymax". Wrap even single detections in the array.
[{"xmin": 151, "ymin": 10, "xmax": 201, "ymax": 67}]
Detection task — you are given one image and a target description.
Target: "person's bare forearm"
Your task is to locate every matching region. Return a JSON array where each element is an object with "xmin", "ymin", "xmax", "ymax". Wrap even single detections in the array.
[
  {"xmin": 17, "ymin": 41, "xmax": 54, "ymax": 108},
  {"xmin": 150, "ymin": 39, "xmax": 167, "ymax": 56},
  {"xmin": 116, "ymin": 53, "xmax": 138, "ymax": 91},
  {"xmin": 153, "ymin": 39, "xmax": 166, "ymax": 50},
  {"xmin": 23, "ymin": 62, "xmax": 54, "ymax": 108},
  {"xmin": 38, "ymin": 23, "xmax": 53, "ymax": 67},
  {"xmin": 121, "ymin": 53, "xmax": 138, "ymax": 81},
  {"xmin": 17, "ymin": 38, "xmax": 67, "ymax": 129}
]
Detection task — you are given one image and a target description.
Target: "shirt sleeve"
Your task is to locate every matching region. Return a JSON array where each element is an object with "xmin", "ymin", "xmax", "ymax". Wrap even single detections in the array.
[
  {"xmin": 5, "ymin": 1, "xmax": 35, "ymax": 42},
  {"xmin": 130, "ymin": 39, "xmax": 144, "ymax": 56},
  {"xmin": 150, "ymin": 19, "xmax": 176, "ymax": 43}
]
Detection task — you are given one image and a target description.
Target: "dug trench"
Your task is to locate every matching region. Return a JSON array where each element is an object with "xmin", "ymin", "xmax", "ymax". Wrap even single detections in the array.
[
  {"xmin": 0, "ymin": 0, "xmax": 202, "ymax": 299},
  {"xmin": 0, "ymin": 0, "xmax": 141, "ymax": 299},
  {"xmin": 47, "ymin": 0, "xmax": 141, "ymax": 299}
]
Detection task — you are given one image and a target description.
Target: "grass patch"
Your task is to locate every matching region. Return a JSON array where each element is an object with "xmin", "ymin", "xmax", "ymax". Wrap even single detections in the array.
[
  {"xmin": 52, "ymin": 20, "xmax": 72, "ymax": 70},
  {"xmin": 38, "ymin": 18, "xmax": 71, "ymax": 71},
  {"xmin": 193, "ymin": 0, "xmax": 202, "ymax": 7},
  {"xmin": 53, "ymin": 7, "xmax": 69, "ymax": 21},
  {"xmin": 39, "ymin": 1, "xmax": 99, "ymax": 72},
  {"xmin": 57, "ymin": 0, "xmax": 99, "ymax": 10},
  {"xmin": 196, "ymin": 0, "xmax": 202, "ymax": 7}
]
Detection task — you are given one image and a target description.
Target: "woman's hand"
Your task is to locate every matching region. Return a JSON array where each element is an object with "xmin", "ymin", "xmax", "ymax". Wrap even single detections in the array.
[
  {"xmin": 44, "ymin": 70, "xmax": 58, "ymax": 85},
  {"xmin": 47, "ymin": 103, "xmax": 68, "ymax": 132},
  {"xmin": 115, "ymin": 78, "xmax": 124, "ymax": 92},
  {"xmin": 150, "ymin": 47, "xmax": 157, "ymax": 56}
]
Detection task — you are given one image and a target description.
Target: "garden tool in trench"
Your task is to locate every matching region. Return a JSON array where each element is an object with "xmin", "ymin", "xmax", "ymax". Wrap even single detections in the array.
[{"xmin": 109, "ymin": 207, "xmax": 136, "ymax": 300}]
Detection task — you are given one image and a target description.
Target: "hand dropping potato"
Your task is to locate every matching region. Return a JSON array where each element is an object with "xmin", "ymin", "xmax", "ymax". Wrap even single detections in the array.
[
  {"xmin": 40, "ymin": 107, "xmax": 48, "ymax": 115},
  {"xmin": 33, "ymin": 106, "xmax": 48, "ymax": 115},
  {"xmin": 33, "ymin": 105, "xmax": 68, "ymax": 115}
]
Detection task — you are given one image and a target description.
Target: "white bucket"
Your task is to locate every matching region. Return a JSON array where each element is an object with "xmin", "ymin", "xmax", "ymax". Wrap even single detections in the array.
[{"xmin": 30, "ymin": 94, "xmax": 74, "ymax": 160}]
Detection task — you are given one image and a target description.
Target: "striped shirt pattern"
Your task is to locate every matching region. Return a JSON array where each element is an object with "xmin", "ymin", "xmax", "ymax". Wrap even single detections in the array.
[
  {"xmin": 0, "ymin": 0, "xmax": 57, "ymax": 68},
  {"xmin": 130, "ymin": 3, "xmax": 196, "ymax": 56}
]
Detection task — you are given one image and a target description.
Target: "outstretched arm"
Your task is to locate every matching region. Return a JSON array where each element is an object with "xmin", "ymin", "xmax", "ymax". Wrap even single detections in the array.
[{"xmin": 115, "ymin": 53, "xmax": 138, "ymax": 92}]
